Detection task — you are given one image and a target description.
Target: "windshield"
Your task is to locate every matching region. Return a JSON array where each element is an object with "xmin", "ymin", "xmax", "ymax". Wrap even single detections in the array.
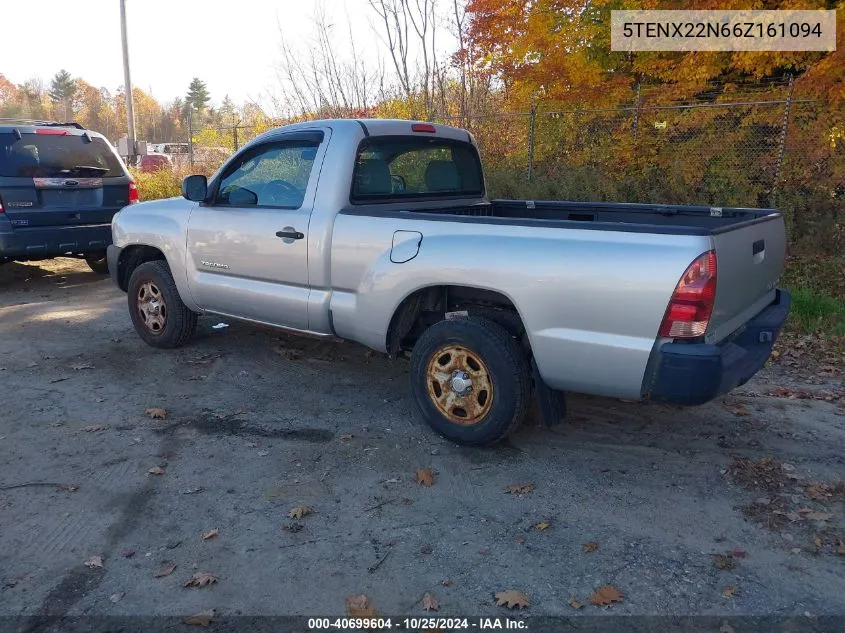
[
  {"xmin": 351, "ymin": 136, "xmax": 484, "ymax": 202},
  {"xmin": 0, "ymin": 132, "xmax": 125, "ymax": 178}
]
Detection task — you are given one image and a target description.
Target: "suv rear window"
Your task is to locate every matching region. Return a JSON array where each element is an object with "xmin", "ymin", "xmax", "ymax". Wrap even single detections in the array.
[
  {"xmin": 0, "ymin": 132, "xmax": 125, "ymax": 178},
  {"xmin": 351, "ymin": 136, "xmax": 483, "ymax": 203}
]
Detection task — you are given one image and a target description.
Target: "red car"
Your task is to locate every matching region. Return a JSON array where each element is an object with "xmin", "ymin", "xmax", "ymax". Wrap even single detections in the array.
[{"xmin": 139, "ymin": 153, "xmax": 172, "ymax": 172}]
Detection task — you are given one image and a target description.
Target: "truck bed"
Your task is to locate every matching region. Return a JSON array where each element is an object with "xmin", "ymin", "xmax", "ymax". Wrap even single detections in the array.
[{"xmin": 396, "ymin": 199, "xmax": 780, "ymax": 235}]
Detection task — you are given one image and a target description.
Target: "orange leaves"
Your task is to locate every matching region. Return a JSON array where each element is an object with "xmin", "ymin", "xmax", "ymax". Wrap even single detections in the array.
[
  {"xmin": 416, "ymin": 469, "xmax": 436, "ymax": 486},
  {"xmin": 494, "ymin": 589, "xmax": 530, "ymax": 609},
  {"xmin": 589, "ymin": 585, "xmax": 623, "ymax": 607}
]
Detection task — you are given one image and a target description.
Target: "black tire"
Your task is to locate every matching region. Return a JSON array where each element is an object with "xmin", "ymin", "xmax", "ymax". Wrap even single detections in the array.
[
  {"xmin": 127, "ymin": 260, "xmax": 197, "ymax": 349},
  {"xmin": 410, "ymin": 317, "xmax": 531, "ymax": 446},
  {"xmin": 85, "ymin": 254, "xmax": 109, "ymax": 274}
]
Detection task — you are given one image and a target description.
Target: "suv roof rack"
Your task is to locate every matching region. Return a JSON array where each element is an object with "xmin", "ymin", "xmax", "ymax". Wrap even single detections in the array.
[{"xmin": 0, "ymin": 118, "xmax": 85, "ymax": 130}]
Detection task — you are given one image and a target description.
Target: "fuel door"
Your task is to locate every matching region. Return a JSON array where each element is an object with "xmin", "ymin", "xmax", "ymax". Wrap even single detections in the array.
[{"xmin": 390, "ymin": 230, "xmax": 423, "ymax": 263}]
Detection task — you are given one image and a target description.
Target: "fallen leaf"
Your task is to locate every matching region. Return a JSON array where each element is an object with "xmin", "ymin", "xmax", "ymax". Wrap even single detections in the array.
[
  {"xmin": 184, "ymin": 609, "xmax": 216, "ymax": 626},
  {"xmin": 288, "ymin": 506, "xmax": 312, "ymax": 519},
  {"xmin": 714, "ymin": 554, "xmax": 736, "ymax": 570},
  {"xmin": 441, "ymin": 579, "xmax": 454, "ymax": 587},
  {"xmin": 721, "ymin": 586, "xmax": 737, "ymax": 598},
  {"xmin": 568, "ymin": 597, "xmax": 583, "ymax": 609},
  {"xmin": 245, "ymin": 442, "xmax": 258, "ymax": 448},
  {"xmin": 148, "ymin": 466, "xmax": 165, "ymax": 476},
  {"xmin": 806, "ymin": 484, "xmax": 832, "ymax": 500},
  {"xmin": 201, "ymin": 528, "xmax": 219, "ymax": 541},
  {"xmin": 234, "ymin": 408, "xmax": 250, "ymax": 415},
  {"xmin": 109, "ymin": 592, "xmax": 124, "ymax": 603},
  {"xmin": 184, "ymin": 572, "xmax": 219, "ymax": 588},
  {"xmin": 153, "ymin": 564, "xmax": 177, "ymax": 578},
  {"xmin": 589, "ymin": 585, "xmax": 623, "ymax": 606},
  {"xmin": 145, "ymin": 407, "xmax": 167, "ymax": 420},
  {"xmin": 420, "ymin": 543, "xmax": 433, "ymax": 554},
  {"xmin": 837, "ymin": 540, "xmax": 845, "ymax": 555},
  {"xmin": 515, "ymin": 535, "xmax": 526, "ymax": 545},
  {"xmin": 183, "ymin": 486, "xmax": 204, "ymax": 495},
  {"xmin": 84, "ymin": 555, "xmax": 103, "ymax": 569},
  {"xmin": 60, "ymin": 484, "xmax": 79, "ymax": 492},
  {"xmin": 495, "ymin": 589, "xmax": 530, "ymax": 609},
  {"xmin": 121, "ymin": 549, "xmax": 135, "ymax": 558},
  {"xmin": 399, "ymin": 498, "xmax": 414, "ymax": 505},
  {"xmin": 423, "ymin": 592, "xmax": 439, "ymax": 611},
  {"xmin": 583, "ymin": 541, "xmax": 599, "ymax": 553},
  {"xmin": 535, "ymin": 521, "xmax": 550, "ymax": 531},
  {"xmin": 730, "ymin": 549, "xmax": 746, "ymax": 558},
  {"xmin": 256, "ymin": 450, "xmax": 269, "ymax": 457},
  {"xmin": 729, "ymin": 405, "xmax": 750, "ymax": 416},
  {"xmin": 346, "ymin": 594, "xmax": 375, "ymax": 617},
  {"xmin": 338, "ymin": 434, "xmax": 353, "ymax": 440},
  {"xmin": 416, "ymin": 468, "xmax": 436, "ymax": 486},
  {"xmin": 813, "ymin": 537, "xmax": 823, "ymax": 548},
  {"xmin": 82, "ymin": 424, "xmax": 108, "ymax": 432},
  {"xmin": 805, "ymin": 512, "xmax": 832, "ymax": 521},
  {"xmin": 71, "ymin": 363, "xmax": 94, "ymax": 371},
  {"xmin": 720, "ymin": 623, "xmax": 736, "ymax": 633},
  {"xmin": 505, "ymin": 483, "xmax": 535, "ymax": 494}
]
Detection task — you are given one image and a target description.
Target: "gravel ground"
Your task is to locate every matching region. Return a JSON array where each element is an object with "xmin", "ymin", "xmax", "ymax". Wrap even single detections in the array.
[{"xmin": 0, "ymin": 259, "xmax": 843, "ymax": 622}]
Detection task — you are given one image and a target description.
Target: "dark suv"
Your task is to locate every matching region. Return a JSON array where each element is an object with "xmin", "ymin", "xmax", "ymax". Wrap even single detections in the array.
[{"xmin": 0, "ymin": 119, "xmax": 137, "ymax": 273}]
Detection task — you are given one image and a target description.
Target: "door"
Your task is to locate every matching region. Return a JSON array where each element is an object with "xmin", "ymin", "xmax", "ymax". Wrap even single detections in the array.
[{"xmin": 186, "ymin": 133, "xmax": 325, "ymax": 330}]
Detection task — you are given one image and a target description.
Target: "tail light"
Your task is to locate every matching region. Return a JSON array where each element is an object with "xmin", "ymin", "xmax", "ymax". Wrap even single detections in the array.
[
  {"xmin": 35, "ymin": 128, "xmax": 68, "ymax": 135},
  {"xmin": 658, "ymin": 250, "xmax": 717, "ymax": 338},
  {"xmin": 411, "ymin": 123, "xmax": 436, "ymax": 133},
  {"xmin": 128, "ymin": 181, "xmax": 139, "ymax": 204},
  {"xmin": 0, "ymin": 194, "xmax": 4, "ymax": 214}
]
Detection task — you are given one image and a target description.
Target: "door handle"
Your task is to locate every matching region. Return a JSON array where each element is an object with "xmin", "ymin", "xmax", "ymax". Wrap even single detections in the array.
[{"xmin": 275, "ymin": 230, "xmax": 304, "ymax": 240}]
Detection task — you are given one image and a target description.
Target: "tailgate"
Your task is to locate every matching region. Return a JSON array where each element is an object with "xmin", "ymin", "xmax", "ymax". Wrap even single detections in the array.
[{"xmin": 707, "ymin": 213, "xmax": 785, "ymax": 343}]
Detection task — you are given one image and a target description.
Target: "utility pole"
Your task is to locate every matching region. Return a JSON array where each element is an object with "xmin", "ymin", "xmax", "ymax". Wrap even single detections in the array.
[{"xmin": 120, "ymin": 0, "xmax": 137, "ymax": 164}]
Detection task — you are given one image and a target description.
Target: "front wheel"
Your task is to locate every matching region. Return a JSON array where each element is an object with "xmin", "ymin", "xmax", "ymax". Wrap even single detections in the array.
[
  {"xmin": 127, "ymin": 260, "xmax": 197, "ymax": 349},
  {"xmin": 410, "ymin": 317, "xmax": 531, "ymax": 446},
  {"xmin": 85, "ymin": 253, "xmax": 109, "ymax": 274}
]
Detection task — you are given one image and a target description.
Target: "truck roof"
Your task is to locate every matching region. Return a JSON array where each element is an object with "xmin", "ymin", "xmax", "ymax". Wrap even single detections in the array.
[{"xmin": 249, "ymin": 118, "xmax": 473, "ymax": 148}]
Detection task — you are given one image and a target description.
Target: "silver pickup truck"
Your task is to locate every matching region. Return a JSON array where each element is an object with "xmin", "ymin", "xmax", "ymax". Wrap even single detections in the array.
[{"xmin": 108, "ymin": 119, "xmax": 790, "ymax": 445}]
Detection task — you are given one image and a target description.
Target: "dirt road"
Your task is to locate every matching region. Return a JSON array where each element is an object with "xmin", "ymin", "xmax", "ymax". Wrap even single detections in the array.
[{"xmin": 1, "ymin": 259, "xmax": 843, "ymax": 622}]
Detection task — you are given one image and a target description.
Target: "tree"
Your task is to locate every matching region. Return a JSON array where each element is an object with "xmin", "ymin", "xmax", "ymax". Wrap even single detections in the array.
[
  {"xmin": 185, "ymin": 78, "xmax": 210, "ymax": 113},
  {"xmin": 49, "ymin": 69, "xmax": 77, "ymax": 119}
]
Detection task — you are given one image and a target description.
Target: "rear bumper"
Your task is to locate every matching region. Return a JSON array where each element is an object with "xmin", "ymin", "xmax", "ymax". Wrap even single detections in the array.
[
  {"xmin": 646, "ymin": 289, "xmax": 791, "ymax": 405},
  {"xmin": 0, "ymin": 223, "xmax": 112, "ymax": 259},
  {"xmin": 107, "ymin": 244, "xmax": 123, "ymax": 290}
]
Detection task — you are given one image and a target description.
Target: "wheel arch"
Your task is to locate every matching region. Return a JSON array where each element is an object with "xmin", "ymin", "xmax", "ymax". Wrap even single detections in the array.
[
  {"xmin": 385, "ymin": 284, "xmax": 528, "ymax": 356},
  {"xmin": 116, "ymin": 244, "xmax": 167, "ymax": 292}
]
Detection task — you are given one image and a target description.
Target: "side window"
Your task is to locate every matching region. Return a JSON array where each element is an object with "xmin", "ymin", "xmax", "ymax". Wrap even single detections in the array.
[{"xmin": 215, "ymin": 141, "xmax": 318, "ymax": 208}]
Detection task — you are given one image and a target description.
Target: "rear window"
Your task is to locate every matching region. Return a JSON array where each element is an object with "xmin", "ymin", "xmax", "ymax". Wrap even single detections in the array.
[
  {"xmin": 0, "ymin": 132, "xmax": 125, "ymax": 178},
  {"xmin": 351, "ymin": 136, "xmax": 483, "ymax": 203}
]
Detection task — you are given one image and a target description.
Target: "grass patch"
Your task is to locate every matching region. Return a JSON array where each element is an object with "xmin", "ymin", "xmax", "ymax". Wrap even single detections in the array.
[
  {"xmin": 781, "ymin": 256, "xmax": 845, "ymax": 336},
  {"xmin": 787, "ymin": 287, "xmax": 845, "ymax": 336}
]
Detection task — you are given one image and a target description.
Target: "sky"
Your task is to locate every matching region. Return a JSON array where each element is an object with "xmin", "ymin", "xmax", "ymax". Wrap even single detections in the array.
[{"xmin": 0, "ymin": 0, "xmax": 428, "ymax": 108}]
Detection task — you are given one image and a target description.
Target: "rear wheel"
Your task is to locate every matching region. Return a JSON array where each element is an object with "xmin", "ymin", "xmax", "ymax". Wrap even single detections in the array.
[
  {"xmin": 85, "ymin": 253, "xmax": 109, "ymax": 274},
  {"xmin": 410, "ymin": 317, "xmax": 531, "ymax": 446},
  {"xmin": 127, "ymin": 260, "xmax": 197, "ymax": 348}
]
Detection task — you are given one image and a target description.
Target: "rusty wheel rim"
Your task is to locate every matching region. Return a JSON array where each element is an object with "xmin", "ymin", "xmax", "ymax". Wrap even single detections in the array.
[
  {"xmin": 425, "ymin": 344, "xmax": 494, "ymax": 425},
  {"xmin": 137, "ymin": 280, "xmax": 167, "ymax": 335}
]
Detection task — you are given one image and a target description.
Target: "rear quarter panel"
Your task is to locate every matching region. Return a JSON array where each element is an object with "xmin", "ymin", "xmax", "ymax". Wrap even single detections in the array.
[{"xmin": 330, "ymin": 213, "xmax": 713, "ymax": 399}]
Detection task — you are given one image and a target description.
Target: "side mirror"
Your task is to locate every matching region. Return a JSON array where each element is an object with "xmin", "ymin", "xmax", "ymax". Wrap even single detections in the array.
[{"xmin": 181, "ymin": 175, "xmax": 207, "ymax": 201}]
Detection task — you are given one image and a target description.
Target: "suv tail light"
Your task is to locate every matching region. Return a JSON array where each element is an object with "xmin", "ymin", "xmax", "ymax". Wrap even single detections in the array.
[
  {"xmin": 128, "ymin": 181, "xmax": 139, "ymax": 204},
  {"xmin": 658, "ymin": 250, "xmax": 717, "ymax": 338},
  {"xmin": 0, "ymin": 194, "xmax": 4, "ymax": 214}
]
